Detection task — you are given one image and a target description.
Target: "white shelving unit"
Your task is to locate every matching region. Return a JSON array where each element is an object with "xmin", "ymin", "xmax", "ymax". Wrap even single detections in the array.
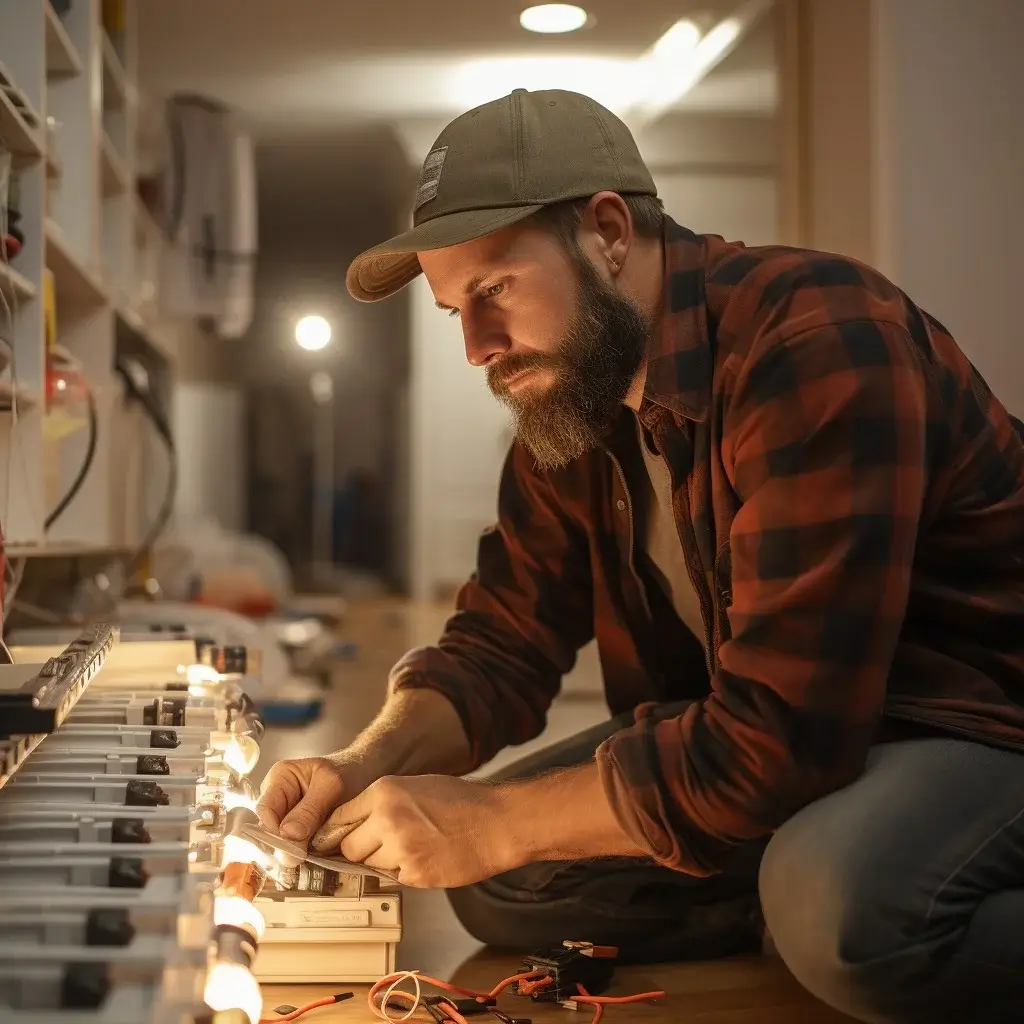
[{"xmin": 0, "ymin": 0, "xmax": 178, "ymax": 557}]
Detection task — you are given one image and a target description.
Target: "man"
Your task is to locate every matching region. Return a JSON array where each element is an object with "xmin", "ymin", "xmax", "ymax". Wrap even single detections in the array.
[{"xmin": 258, "ymin": 89, "xmax": 1024, "ymax": 1022}]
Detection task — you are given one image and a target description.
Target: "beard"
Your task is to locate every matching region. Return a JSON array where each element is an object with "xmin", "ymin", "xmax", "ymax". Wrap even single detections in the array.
[{"xmin": 486, "ymin": 248, "xmax": 651, "ymax": 472}]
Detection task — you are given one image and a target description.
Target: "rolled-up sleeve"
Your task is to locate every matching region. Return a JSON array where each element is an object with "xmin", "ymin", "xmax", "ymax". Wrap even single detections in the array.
[{"xmin": 596, "ymin": 319, "xmax": 929, "ymax": 875}]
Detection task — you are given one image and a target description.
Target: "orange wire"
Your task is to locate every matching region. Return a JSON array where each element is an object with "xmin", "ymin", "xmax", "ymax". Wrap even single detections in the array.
[
  {"xmin": 516, "ymin": 976, "xmax": 553, "ymax": 997},
  {"xmin": 366, "ymin": 969, "xmax": 664, "ymax": 1024},
  {"xmin": 574, "ymin": 983, "xmax": 666, "ymax": 1024},
  {"xmin": 259, "ymin": 995, "xmax": 338, "ymax": 1023},
  {"xmin": 367, "ymin": 969, "xmax": 545, "ymax": 1019},
  {"xmin": 436, "ymin": 1000, "xmax": 471, "ymax": 1024}
]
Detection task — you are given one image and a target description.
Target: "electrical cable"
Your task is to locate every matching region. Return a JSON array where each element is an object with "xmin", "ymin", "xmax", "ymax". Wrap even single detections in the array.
[
  {"xmin": 0, "ymin": 149, "xmax": 24, "ymax": 647},
  {"xmin": 259, "ymin": 992, "xmax": 353, "ymax": 1023},
  {"xmin": 114, "ymin": 359, "xmax": 178, "ymax": 581},
  {"xmin": 44, "ymin": 385, "xmax": 98, "ymax": 530},
  {"xmin": 365, "ymin": 968, "xmax": 665, "ymax": 1024}
]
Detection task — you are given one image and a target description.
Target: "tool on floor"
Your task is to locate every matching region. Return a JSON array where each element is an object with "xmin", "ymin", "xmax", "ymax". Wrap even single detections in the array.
[
  {"xmin": 489, "ymin": 1011, "xmax": 532, "ymax": 1024},
  {"xmin": 425, "ymin": 994, "xmax": 497, "ymax": 1017}
]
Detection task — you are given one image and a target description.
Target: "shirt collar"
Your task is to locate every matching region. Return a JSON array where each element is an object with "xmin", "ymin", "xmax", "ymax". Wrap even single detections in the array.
[{"xmin": 640, "ymin": 217, "xmax": 712, "ymax": 423}]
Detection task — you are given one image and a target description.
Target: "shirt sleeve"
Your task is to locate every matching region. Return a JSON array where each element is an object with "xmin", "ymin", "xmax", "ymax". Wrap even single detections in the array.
[
  {"xmin": 596, "ymin": 319, "xmax": 929, "ymax": 875},
  {"xmin": 390, "ymin": 442, "xmax": 595, "ymax": 769}
]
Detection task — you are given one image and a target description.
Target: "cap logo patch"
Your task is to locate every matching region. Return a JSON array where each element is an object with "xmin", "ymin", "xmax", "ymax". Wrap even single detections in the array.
[{"xmin": 415, "ymin": 146, "xmax": 448, "ymax": 210}]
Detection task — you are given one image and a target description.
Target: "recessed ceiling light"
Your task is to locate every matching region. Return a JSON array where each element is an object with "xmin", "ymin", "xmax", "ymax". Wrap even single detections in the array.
[{"xmin": 519, "ymin": 4, "xmax": 589, "ymax": 34}]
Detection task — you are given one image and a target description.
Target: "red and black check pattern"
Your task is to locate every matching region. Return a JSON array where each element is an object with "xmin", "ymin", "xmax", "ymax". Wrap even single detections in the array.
[{"xmin": 391, "ymin": 218, "xmax": 1024, "ymax": 875}]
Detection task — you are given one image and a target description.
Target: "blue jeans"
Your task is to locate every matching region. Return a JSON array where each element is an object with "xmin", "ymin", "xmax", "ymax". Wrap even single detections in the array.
[{"xmin": 446, "ymin": 709, "xmax": 1024, "ymax": 1023}]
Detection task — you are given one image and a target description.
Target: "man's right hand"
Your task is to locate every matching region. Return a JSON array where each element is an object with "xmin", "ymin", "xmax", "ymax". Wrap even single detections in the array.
[
  {"xmin": 254, "ymin": 689, "xmax": 474, "ymax": 845},
  {"xmin": 256, "ymin": 757, "xmax": 354, "ymax": 843}
]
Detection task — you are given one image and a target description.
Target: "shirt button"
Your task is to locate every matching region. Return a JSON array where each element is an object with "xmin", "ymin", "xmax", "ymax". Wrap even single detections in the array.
[{"xmin": 616, "ymin": 499, "xmax": 626, "ymax": 511}]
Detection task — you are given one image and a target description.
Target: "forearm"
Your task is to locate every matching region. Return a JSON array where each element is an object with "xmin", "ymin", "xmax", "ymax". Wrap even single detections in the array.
[
  {"xmin": 494, "ymin": 762, "xmax": 649, "ymax": 866},
  {"xmin": 328, "ymin": 688, "xmax": 474, "ymax": 791}
]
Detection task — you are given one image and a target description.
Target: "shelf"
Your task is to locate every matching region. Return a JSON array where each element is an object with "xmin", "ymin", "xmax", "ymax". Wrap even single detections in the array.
[
  {"xmin": 101, "ymin": 32, "xmax": 127, "ymax": 110},
  {"xmin": 0, "ymin": 262, "xmax": 37, "ymax": 304},
  {"xmin": 100, "ymin": 133, "xmax": 128, "ymax": 195},
  {"xmin": 0, "ymin": 79, "xmax": 43, "ymax": 166},
  {"xmin": 45, "ymin": 218, "xmax": 107, "ymax": 309},
  {"xmin": 116, "ymin": 304, "xmax": 174, "ymax": 364},
  {"xmin": 6, "ymin": 541, "xmax": 132, "ymax": 559},
  {"xmin": 0, "ymin": 380, "xmax": 41, "ymax": 413},
  {"xmin": 44, "ymin": 2, "xmax": 83, "ymax": 80},
  {"xmin": 134, "ymin": 195, "xmax": 162, "ymax": 241}
]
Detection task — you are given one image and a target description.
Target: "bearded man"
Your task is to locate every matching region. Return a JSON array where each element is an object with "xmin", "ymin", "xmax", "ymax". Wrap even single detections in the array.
[{"xmin": 258, "ymin": 89, "xmax": 1024, "ymax": 1023}]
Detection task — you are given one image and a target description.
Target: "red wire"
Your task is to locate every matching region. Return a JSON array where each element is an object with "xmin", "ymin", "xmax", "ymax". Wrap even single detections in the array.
[
  {"xmin": 366, "ymin": 969, "xmax": 665, "ymax": 1024},
  {"xmin": 367, "ymin": 968, "xmax": 544, "ymax": 1018},
  {"xmin": 260, "ymin": 995, "xmax": 336, "ymax": 1023},
  {"xmin": 574, "ymin": 983, "xmax": 667, "ymax": 1024}
]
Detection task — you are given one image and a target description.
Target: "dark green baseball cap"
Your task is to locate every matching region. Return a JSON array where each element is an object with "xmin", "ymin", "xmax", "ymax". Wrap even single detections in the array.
[{"xmin": 346, "ymin": 88, "xmax": 658, "ymax": 303}]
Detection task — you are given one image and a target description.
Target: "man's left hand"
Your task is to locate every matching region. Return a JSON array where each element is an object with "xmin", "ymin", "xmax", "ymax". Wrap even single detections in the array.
[{"xmin": 310, "ymin": 774, "xmax": 514, "ymax": 888}]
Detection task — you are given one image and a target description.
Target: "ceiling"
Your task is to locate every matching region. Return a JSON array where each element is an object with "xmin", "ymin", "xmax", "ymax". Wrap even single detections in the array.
[{"xmin": 137, "ymin": 0, "xmax": 778, "ymax": 226}]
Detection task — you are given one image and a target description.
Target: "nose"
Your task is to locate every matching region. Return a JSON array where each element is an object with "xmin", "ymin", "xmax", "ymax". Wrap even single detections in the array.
[{"xmin": 462, "ymin": 315, "xmax": 510, "ymax": 368}]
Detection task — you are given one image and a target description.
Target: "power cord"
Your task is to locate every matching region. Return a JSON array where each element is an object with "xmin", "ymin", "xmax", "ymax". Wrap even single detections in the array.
[
  {"xmin": 114, "ymin": 357, "xmax": 178, "ymax": 580},
  {"xmin": 45, "ymin": 383, "xmax": 98, "ymax": 530}
]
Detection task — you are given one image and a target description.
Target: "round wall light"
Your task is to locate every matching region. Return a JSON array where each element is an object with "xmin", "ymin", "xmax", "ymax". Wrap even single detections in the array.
[{"xmin": 294, "ymin": 314, "xmax": 332, "ymax": 351}]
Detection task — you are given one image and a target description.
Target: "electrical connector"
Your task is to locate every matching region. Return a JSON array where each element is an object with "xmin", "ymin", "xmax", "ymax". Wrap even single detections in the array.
[{"xmin": 516, "ymin": 941, "xmax": 617, "ymax": 1003}]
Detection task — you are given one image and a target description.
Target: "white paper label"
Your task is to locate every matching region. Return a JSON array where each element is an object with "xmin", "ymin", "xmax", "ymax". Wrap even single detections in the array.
[{"xmin": 295, "ymin": 908, "xmax": 370, "ymax": 928}]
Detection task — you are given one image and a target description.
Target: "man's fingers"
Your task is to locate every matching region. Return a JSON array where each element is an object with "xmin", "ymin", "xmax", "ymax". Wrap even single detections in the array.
[
  {"xmin": 311, "ymin": 787, "xmax": 374, "ymax": 852},
  {"xmin": 255, "ymin": 763, "xmax": 305, "ymax": 832},
  {"xmin": 279, "ymin": 764, "xmax": 346, "ymax": 842},
  {"xmin": 310, "ymin": 810, "xmax": 362, "ymax": 853},
  {"xmin": 338, "ymin": 820, "xmax": 383, "ymax": 865}
]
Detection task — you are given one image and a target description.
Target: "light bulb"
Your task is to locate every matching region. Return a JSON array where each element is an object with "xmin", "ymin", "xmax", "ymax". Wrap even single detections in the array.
[
  {"xmin": 204, "ymin": 961, "xmax": 263, "ymax": 1024},
  {"xmin": 214, "ymin": 895, "xmax": 266, "ymax": 942},
  {"xmin": 222, "ymin": 790, "xmax": 257, "ymax": 813},
  {"xmin": 221, "ymin": 774, "xmax": 258, "ymax": 812},
  {"xmin": 188, "ymin": 664, "xmax": 222, "ymax": 685},
  {"xmin": 221, "ymin": 834, "xmax": 269, "ymax": 870},
  {"xmin": 222, "ymin": 735, "xmax": 261, "ymax": 776}
]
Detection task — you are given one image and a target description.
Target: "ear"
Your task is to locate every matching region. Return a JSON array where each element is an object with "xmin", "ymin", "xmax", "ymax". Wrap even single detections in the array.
[{"xmin": 578, "ymin": 191, "xmax": 632, "ymax": 279}]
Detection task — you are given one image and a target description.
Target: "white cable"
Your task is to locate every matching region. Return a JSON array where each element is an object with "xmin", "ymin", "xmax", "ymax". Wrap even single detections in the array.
[{"xmin": 375, "ymin": 971, "xmax": 423, "ymax": 1023}]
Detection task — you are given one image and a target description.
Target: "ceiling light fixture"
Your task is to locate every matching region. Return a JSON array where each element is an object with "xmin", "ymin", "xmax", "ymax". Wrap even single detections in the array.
[
  {"xmin": 450, "ymin": 0, "xmax": 770, "ymax": 126},
  {"xmin": 519, "ymin": 4, "xmax": 589, "ymax": 34}
]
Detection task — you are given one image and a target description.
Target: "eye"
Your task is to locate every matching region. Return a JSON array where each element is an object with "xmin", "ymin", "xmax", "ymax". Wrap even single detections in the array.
[
  {"xmin": 447, "ymin": 307, "xmax": 461, "ymax": 319},
  {"xmin": 483, "ymin": 282, "xmax": 505, "ymax": 299}
]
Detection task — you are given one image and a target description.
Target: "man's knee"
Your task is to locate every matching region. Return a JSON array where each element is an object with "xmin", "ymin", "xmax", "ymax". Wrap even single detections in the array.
[
  {"xmin": 446, "ymin": 881, "xmax": 511, "ymax": 947},
  {"xmin": 759, "ymin": 809, "xmax": 934, "ymax": 1021}
]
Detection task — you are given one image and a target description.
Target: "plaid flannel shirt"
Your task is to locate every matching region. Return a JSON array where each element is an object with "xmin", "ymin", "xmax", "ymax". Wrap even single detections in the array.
[{"xmin": 391, "ymin": 217, "xmax": 1024, "ymax": 875}]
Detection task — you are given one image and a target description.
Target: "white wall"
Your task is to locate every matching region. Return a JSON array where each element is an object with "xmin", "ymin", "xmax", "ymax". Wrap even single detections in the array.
[
  {"xmin": 655, "ymin": 172, "xmax": 778, "ymax": 246},
  {"xmin": 873, "ymin": 0, "xmax": 1024, "ymax": 413},
  {"xmin": 408, "ymin": 277, "xmax": 512, "ymax": 600},
  {"xmin": 406, "ymin": 115, "xmax": 780, "ymax": 599},
  {"xmin": 173, "ymin": 383, "xmax": 247, "ymax": 532}
]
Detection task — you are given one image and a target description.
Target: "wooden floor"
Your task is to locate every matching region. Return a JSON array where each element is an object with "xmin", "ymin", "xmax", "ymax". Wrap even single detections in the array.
[{"xmin": 257, "ymin": 599, "xmax": 857, "ymax": 1023}]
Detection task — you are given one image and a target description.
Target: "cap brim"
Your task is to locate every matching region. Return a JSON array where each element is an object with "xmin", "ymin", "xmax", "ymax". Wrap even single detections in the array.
[{"xmin": 346, "ymin": 204, "xmax": 545, "ymax": 302}]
